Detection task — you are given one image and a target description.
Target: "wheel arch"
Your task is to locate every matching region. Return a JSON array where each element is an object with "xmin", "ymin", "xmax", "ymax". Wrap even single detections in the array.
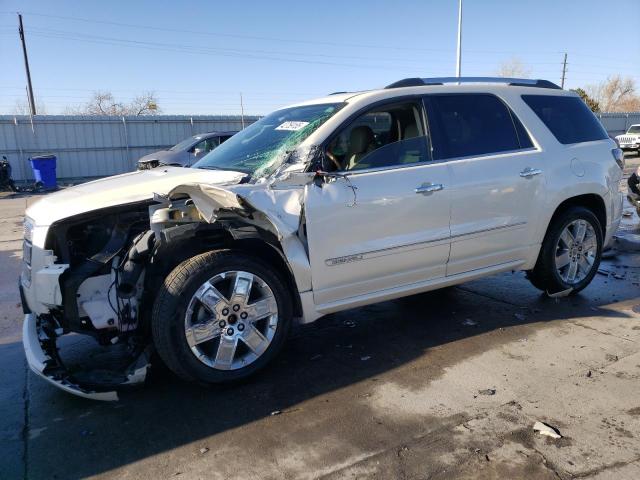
[
  {"xmin": 144, "ymin": 223, "xmax": 303, "ymax": 323},
  {"xmin": 547, "ymin": 193, "xmax": 607, "ymax": 236}
]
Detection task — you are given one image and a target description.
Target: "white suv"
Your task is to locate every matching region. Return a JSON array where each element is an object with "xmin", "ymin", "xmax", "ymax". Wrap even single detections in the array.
[
  {"xmin": 615, "ymin": 124, "xmax": 640, "ymax": 154},
  {"xmin": 21, "ymin": 77, "xmax": 624, "ymax": 400}
]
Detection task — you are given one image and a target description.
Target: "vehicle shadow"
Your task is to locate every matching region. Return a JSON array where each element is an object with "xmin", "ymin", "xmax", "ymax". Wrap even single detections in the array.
[{"xmin": 16, "ymin": 257, "xmax": 640, "ymax": 479}]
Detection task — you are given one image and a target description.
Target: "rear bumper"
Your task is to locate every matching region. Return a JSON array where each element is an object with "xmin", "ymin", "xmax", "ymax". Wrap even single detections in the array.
[{"xmin": 22, "ymin": 314, "xmax": 119, "ymax": 401}]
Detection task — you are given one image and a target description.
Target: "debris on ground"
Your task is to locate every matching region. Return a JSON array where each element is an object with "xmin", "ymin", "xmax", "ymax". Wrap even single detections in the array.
[
  {"xmin": 462, "ymin": 318, "xmax": 478, "ymax": 326},
  {"xmin": 622, "ymin": 211, "xmax": 633, "ymax": 217},
  {"xmin": 601, "ymin": 248, "xmax": 618, "ymax": 259},
  {"xmin": 605, "ymin": 354, "xmax": 619, "ymax": 362},
  {"xmin": 343, "ymin": 320, "xmax": 356, "ymax": 328},
  {"xmin": 396, "ymin": 445, "xmax": 409, "ymax": 457},
  {"xmin": 546, "ymin": 288, "xmax": 573, "ymax": 298},
  {"xmin": 199, "ymin": 447, "xmax": 209, "ymax": 454},
  {"xmin": 597, "ymin": 268, "xmax": 611, "ymax": 276},
  {"xmin": 270, "ymin": 410, "xmax": 282, "ymax": 416},
  {"xmin": 478, "ymin": 388, "xmax": 496, "ymax": 396},
  {"xmin": 533, "ymin": 421, "xmax": 562, "ymax": 439},
  {"xmin": 586, "ymin": 370, "xmax": 592, "ymax": 378},
  {"xmin": 360, "ymin": 356, "xmax": 371, "ymax": 361}
]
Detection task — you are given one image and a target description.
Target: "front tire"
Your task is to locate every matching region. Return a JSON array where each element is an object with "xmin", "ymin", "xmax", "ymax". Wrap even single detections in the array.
[
  {"xmin": 151, "ymin": 250, "xmax": 293, "ymax": 383},
  {"xmin": 527, "ymin": 206, "xmax": 603, "ymax": 295}
]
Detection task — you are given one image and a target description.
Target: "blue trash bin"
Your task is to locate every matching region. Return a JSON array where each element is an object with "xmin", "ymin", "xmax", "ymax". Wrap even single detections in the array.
[{"xmin": 29, "ymin": 154, "xmax": 57, "ymax": 190}]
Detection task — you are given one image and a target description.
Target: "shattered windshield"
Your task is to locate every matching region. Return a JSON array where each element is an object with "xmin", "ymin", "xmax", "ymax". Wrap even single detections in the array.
[{"xmin": 193, "ymin": 103, "xmax": 343, "ymax": 178}]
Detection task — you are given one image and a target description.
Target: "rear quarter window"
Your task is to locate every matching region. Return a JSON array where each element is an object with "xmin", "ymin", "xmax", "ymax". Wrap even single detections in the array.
[{"xmin": 521, "ymin": 95, "xmax": 608, "ymax": 145}]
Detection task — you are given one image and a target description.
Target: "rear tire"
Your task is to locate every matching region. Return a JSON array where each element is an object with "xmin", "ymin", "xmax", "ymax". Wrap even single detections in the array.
[
  {"xmin": 151, "ymin": 250, "xmax": 293, "ymax": 384},
  {"xmin": 527, "ymin": 206, "xmax": 603, "ymax": 295}
]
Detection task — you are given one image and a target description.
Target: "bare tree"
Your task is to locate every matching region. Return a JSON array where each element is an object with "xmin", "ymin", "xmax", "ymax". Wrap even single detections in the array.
[
  {"xmin": 66, "ymin": 91, "xmax": 161, "ymax": 116},
  {"xmin": 12, "ymin": 97, "xmax": 47, "ymax": 115},
  {"xmin": 128, "ymin": 92, "xmax": 160, "ymax": 115},
  {"xmin": 586, "ymin": 76, "xmax": 640, "ymax": 112},
  {"xmin": 496, "ymin": 57, "xmax": 532, "ymax": 78}
]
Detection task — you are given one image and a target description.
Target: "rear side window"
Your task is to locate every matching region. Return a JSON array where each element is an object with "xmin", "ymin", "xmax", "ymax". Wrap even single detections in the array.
[
  {"xmin": 424, "ymin": 94, "xmax": 529, "ymax": 160},
  {"xmin": 521, "ymin": 95, "xmax": 608, "ymax": 144}
]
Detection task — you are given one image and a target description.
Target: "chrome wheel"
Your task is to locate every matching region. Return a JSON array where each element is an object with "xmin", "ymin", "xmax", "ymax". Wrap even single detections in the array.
[
  {"xmin": 554, "ymin": 219, "xmax": 598, "ymax": 284},
  {"xmin": 184, "ymin": 271, "xmax": 278, "ymax": 370}
]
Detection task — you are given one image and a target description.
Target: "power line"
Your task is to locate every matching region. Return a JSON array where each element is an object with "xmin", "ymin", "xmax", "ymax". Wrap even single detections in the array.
[
  {"xmin": 25, "ymin": 26, "xmax": 430, "ymax": 65},
  {"xmin": 25, "ymin": 29, "xmax": 431, "ymax": 71},
  {"xmin": 15, "ymin": 11, "xmax": 459, "ymax": 54}
]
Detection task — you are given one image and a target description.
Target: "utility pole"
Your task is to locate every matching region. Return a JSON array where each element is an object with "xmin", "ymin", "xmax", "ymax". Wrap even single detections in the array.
[
  {"xmin": 240, "ymin": 93, "xmax": 245, "ymax": 129},
  {"xmin": 560, "ymin": 52, "xmax": 568, "ymax": 89},
  {"xmin": 455, "ymin": 0, "xmax": 463, "ymax": 78},
  {"xmin": 18, "ymin": 13, "xmax": 37, "ymax": 116}
]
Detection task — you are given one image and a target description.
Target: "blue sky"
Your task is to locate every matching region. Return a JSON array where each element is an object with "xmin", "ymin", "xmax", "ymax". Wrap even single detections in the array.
[{"xmin": 1, "ymin": 0, "xmax": 639, "ymax": 115}]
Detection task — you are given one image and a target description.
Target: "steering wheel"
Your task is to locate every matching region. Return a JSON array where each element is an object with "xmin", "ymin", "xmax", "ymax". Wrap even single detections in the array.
[{"xmin": 325, "ymin": 150, "xmax": 341, "ymax": 170}]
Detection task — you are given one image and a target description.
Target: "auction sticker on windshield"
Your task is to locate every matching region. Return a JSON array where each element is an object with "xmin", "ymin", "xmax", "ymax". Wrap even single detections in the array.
[{"xmin": 275, "ymin": 121, "xmax": 309, "ymax": 131}]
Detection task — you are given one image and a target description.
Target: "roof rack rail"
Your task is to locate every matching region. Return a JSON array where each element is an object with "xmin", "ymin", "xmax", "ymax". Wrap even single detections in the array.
[{"xmin": 385, "ymin": 77, "xmax": 561, "ymax": 90}]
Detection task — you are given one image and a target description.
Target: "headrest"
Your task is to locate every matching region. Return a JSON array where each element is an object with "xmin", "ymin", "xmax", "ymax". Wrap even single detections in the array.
[
  {"xmin": 404, "ymin": 124, "xmax": 419, "ymax": 139},
  {"xmin": 349, "ymin": 126, "xmax": 375, "ymax": 154}
]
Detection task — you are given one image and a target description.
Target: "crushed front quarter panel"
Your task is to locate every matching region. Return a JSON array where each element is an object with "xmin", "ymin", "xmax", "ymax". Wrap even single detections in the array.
[{"xmin": 165, "ymin": 180, "xmax": 314, "ymax": 295}]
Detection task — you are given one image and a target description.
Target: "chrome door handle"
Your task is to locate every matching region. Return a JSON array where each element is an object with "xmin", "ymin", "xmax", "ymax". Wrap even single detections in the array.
[
  {"xmin": 415, "ymin": 182, "xmax": 444, "ymax": 194},
  {"xmin": 520, "ymin": 167, "xmax": 543, "ymax": 178}
]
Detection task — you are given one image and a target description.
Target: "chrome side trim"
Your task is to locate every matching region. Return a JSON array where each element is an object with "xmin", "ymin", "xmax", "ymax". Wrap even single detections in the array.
[
  {"xmin": 450, "ymin": 221, "xmax": 527, "ymax": 241},
  {"xmin": 325, "ymin": 222, "xmax": 527, "ymax": 266}
]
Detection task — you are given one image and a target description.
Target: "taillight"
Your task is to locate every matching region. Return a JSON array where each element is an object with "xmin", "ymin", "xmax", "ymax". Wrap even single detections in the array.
[{"xmin": 612, "ymin": 148, "xmax": 625, "ymax": 169}]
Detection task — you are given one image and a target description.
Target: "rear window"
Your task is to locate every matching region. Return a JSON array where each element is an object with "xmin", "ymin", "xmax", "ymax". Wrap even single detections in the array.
[
  {"xmin": 424, "ymin": 94, "xmax": 531, "ymax": 160},
  {"xmin": 521, "ymin": 95, "xmax": 608, "ymax": 145}
]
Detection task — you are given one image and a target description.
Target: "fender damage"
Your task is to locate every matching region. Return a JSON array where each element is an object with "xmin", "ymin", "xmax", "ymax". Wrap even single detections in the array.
[{"xmin": 24, "ymin": 177, "xmax": 313, "ymax": 401}]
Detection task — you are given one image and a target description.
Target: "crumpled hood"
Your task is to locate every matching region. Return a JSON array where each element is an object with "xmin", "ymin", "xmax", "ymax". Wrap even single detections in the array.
[
  {"xmin": 167, "ymin": 181, "xmax": 304, "ymax": 239},
  {"xmin": 26, "ymin": 167, "xmax": 245, "ymax": 226}
]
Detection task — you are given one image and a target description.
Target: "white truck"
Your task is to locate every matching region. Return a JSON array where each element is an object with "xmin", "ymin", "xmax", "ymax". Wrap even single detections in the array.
[{"xmin": 21, "ymin": 77, "xmax": 624, "ymax": 400}]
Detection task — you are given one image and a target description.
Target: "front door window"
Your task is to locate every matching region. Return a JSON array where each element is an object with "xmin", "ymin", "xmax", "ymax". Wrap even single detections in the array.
[{"xmin": 325, "ymin": 101, "xmax": 430, "ymax": 171}]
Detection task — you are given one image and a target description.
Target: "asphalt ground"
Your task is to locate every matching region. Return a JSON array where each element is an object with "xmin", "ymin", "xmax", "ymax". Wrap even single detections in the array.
[{"xmin": 0, "ymin": 156, "xmax": 639, "ymax": 480}]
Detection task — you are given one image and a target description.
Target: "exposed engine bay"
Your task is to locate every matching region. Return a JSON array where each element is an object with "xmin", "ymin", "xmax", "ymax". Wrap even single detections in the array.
[{"xmin": 26, "ymin": 174, "xmax": 311, "ymax": 400}]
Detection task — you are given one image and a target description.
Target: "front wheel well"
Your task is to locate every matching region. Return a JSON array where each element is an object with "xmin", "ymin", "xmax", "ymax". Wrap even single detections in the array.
[
  {"xmin": 548, "ymin": 194, "xmax": 607, "ymax": 236},
  {"xmin": 231, "ymin": 238, "xmax": 303, "ymax": 318},
  {"xmin": 144, "ymin": 230, "xmax": 303, "ymax": 325}
]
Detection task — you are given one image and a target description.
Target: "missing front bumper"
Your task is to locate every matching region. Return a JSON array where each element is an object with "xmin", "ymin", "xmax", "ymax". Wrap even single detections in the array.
[{"xmin": 22, "ymin": 314, "xmax": 150, "ymax": 401}]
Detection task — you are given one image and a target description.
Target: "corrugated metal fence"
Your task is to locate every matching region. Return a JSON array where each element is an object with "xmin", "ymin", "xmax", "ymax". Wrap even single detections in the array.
[
  {"xmin": 596, "ymin": 112, "xmax": 640, "ymax": 137},
  {"xmin": 0, "ymin": 115, "xmax": 259, "ymax": 182},
  {"xmin": 1, "ymin": 112, "xmax": 638, "ymax": 182}
]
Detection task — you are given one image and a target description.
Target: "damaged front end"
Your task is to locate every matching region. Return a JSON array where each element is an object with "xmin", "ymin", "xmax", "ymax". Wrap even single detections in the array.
[
  {"xmin": 22, "ymin": 201, "xmax": 157, "ymax": 400},
  {"xmin": 22, "ymin": 170, "xmax": 315, "ymax": 400}
]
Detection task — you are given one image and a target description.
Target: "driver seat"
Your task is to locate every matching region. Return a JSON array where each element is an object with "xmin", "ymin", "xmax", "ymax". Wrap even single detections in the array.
[{"xmin": 345, "ymin": 126, "xmax": 375, "ymax": 170}]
